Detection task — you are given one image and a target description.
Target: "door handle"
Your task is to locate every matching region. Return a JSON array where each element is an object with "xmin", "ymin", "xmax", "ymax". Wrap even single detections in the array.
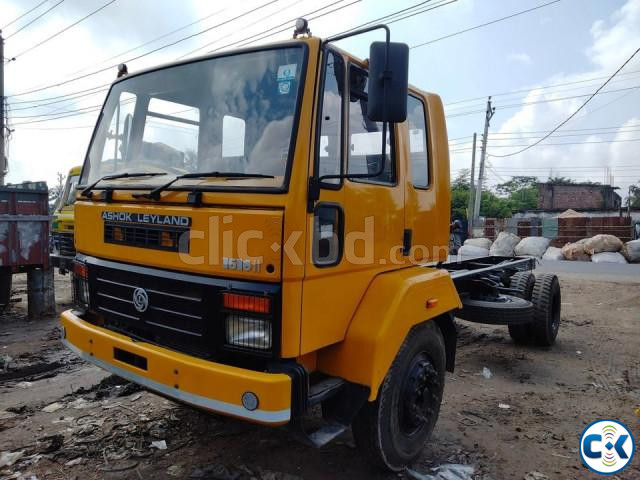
[{"xmin": 402, "ymin": 229, "xmax": 412, "ymax": 256}]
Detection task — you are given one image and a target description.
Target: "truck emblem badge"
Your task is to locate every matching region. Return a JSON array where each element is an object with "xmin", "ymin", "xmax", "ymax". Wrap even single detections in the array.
[{"xmin": 132, "ymin": 288, "xmax": 149, "ymax": 313}]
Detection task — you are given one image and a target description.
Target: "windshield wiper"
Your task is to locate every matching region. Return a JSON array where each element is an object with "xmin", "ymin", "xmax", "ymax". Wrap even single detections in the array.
[
  {"xmin": 132, "ymin": 171, "xmax": 275, "ymax": 200},
  {"xmin": 81, "ymin": 172, "xmax": 167, "ymax": 198}
]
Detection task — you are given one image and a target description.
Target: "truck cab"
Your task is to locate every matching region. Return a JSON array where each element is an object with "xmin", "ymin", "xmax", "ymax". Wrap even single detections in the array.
[
  {"xmin": 51, "ymin": 166, "xmax": 81, "ymax": 273},
  {"xmin": 61, "ymin": 21, "xmax": 560, "ymax": 470}
]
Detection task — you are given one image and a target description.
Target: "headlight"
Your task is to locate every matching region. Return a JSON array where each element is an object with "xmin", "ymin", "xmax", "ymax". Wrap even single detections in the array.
[
  {"xmin": 72, "ymin": 261, "xmax": 90, "ymax": 309},
  {"xmin": 225, "ymin": 314, "xmax": 272, "ymax": 350}
]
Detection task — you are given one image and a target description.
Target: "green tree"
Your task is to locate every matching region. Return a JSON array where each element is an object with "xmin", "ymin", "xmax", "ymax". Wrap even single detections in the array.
[
  {"xmin": 451, "ymin": 169, "xmax": 470, "ymax": 220},
  {"xmin": 627, "ymin": 180, "xmax": 640, "ymax": 208},
  {"xmin": 496, "ymin": 175, "xmax": 539, "ymax": 212}
]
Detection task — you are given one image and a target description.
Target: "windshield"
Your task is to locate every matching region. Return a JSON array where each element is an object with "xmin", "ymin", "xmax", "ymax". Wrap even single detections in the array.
[
  {"xmin": 62, "ymin": 175, "xmax": 80, "ymax": 207},
  {"xmin": 83, "ymin": 46, "xmax": 306, "ymax": 190}
]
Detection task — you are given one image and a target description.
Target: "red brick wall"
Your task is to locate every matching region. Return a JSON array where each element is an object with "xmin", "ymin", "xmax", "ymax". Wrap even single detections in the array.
[{"xmin": 538, "ymin": 184, "xmax": 612, "ymax": 210}]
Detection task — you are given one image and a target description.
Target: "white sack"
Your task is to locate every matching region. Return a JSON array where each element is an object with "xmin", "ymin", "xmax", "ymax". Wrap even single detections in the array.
[
  {"xmin": 489, "ymin": 232, "xmax": 521, "ymax": 256},
  {"xmin": 591, "ymin": 252, "xmax": 627, "ymax": 264},
  {"xmin": 542, "ymin": 246, "xmax": 564, "ymax": 261},
  {"xmin": 514, "ymin": 237, "xmax": 551, "ymax": 258}
]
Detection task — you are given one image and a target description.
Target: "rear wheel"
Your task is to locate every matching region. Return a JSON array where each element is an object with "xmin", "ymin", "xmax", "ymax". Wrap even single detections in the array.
[
  {"xmin": 352, "ymin": 321, "xmax": 445, "ymax": 471},
  {"xmin": 508, "ymin": 271, "xmax": 536, "ymax": 344},
  {"xmin": 530, "ymin": 273, "xmax": 561, "ymax": 346}
]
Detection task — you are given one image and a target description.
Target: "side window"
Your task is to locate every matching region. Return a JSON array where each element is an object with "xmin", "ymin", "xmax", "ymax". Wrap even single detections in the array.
[
  {"xmin": 347, "ymin": 65, "xmax": 394, "ymax": 184},
  {"xmin": 407, "ymin": 96, "xmax": 429, "ymax": 188},
  {"xmin": 143, "ymin": 98, "xmax": 200, "ymax": 171},
  {"xmin": 100, "ymin": 92, "xmax": 137, "ymax": 173},
  {"xmin": 317, "ymin": 51, "xmax": 344, "ymax": 185}
]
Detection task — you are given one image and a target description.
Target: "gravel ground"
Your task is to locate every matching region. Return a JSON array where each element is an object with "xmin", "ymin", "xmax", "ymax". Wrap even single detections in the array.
[{"xmin": 0, "ymin": 271, "xmax": 638, "ymax": 480}]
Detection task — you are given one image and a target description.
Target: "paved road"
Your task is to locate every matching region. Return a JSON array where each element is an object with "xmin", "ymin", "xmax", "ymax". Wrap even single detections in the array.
[
  {"xmin": 448, "ymin": 255, "xmax": 639, "ymax": 283},
  {"xmin": 535, "ymin": 258, "xmax": 639, "ymax": 283}
]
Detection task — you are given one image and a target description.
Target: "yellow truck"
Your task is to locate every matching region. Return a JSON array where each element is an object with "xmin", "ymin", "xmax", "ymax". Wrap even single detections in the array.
[
  {"xmin": 51, "ymin": 166, "xmax": 81, "ymax": 274},
  {"xmin": 61, "ymin": 20, "xmax": 561, "ymax": 470}
]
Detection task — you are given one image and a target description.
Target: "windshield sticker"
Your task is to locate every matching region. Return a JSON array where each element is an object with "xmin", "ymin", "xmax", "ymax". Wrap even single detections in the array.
[
  {"xmin": 278, "ymin": 81, "xmax": 291, "ymax": 95},
  {"xmin": 277, "ymin": 64, "xmax": 297, "ymax": 81}
]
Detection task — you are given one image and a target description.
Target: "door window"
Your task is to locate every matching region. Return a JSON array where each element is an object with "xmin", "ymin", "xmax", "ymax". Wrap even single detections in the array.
[
  {"xmin": 407, "ymin": 96, "xmax": 429, "ymax": 188},
  {"xmin": 347, "ymin": 65, "xmax": 394, "ymax": 184},
  {"xmin": 317, "ymin": 51, "xmax": 344, "ymax": 186}
]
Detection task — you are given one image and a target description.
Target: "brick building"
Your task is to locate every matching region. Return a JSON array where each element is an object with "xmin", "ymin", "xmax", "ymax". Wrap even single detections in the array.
[{"xmin": 537, "ymin": 182, "xmax": 622, "ymax": 211}]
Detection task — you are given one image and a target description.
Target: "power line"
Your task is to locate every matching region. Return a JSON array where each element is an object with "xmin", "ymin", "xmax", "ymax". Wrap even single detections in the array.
[
  {"xmin": 2, "ymin": 0, "xmax": 50, "ymax": 30},
  {"xmin": 9, "ymin": 87, "xmax": 109, "ymax": 111},
  {"xmin": 444, "ymin": 69, "xmax": 640, "ymax": 107},
  {"xmin": 53, "ymin": 5, "xmax": 233, "ymax": 83},
  {"xmin": 8, "ymin": 0, "xmax": 280, "ymax": 97},
  {"xmin": 487, "ymin": 138, "xmax": 640, "ymax": 147},
  {"xmin": 488, "ymin": 47, "xmax": 640, "ymax": 158},
  {"xmin": 410, "ymin": 0, "xmax": 561, "ymax": 50},
  {"xmin": 11, "ymin": 0, "xmax": 118, "ymax": 60},
  {"xmin": 9, "ymin": 0, "xmax": 449, "ymax": 110},
  {"xmin": 446, "ymin": 84, "xmax": 640, "ymax": 118},
  {"xmin": 5, "ymin": 0, "xmax": 65, "ymax": 39},
  {"xmin": 10, "ymin": 103, "xmax": 102, "ymax": 119},
  {"xmin": 177, "ymin": 0, "xmax": 307, "ymax": 59}
]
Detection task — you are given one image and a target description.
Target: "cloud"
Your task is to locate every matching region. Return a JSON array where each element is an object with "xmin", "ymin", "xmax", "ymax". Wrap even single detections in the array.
[
  {"xmin": 483, "ymin": 0, "xmax": 640, "ymax": 197},
  {"xmin": 507, "ymin": 53, "xmax": 533, "ymax": 66},
  {"xmin": 2, "ymin": 0, "xmax": 361, "ymax": 186}
]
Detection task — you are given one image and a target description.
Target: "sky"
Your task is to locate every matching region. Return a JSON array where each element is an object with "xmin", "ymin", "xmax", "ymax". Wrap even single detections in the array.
[{"xmin": 1, "ymin": 0, "xmax": 639, "ymax": 200}]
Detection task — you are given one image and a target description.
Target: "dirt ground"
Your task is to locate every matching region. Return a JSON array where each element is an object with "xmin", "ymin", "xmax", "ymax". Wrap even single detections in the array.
[{"xmin": 0, "ymin": 271, "xmax": 638, "ymax": 480}]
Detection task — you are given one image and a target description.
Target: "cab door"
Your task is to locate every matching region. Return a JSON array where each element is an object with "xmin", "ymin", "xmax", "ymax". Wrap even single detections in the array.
[
  {"xmin": 300, "ymin": 53, "xmax": 405, "ymax": 354},
  {"xmin": 403, "ymin": 94, "xmax": 443, "ymax": 263}
]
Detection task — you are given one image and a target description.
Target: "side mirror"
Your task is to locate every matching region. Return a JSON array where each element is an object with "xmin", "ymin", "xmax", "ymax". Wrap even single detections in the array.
[{"xmin": 367, "ymin": 41, "xmax": 409, "ymax": 123}]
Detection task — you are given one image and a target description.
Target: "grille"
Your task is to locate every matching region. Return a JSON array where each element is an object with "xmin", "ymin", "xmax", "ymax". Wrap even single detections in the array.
[
  {"xmin": 53, "ymin": 232, "xmax": 75, "ymax": 256},
  {"xmin": 104, "ymin": 222, "xmax": 188, "ymax": 253},
  {"xmin": 84, "ymin": 257, "xmax": 280, "ymax": 361}
]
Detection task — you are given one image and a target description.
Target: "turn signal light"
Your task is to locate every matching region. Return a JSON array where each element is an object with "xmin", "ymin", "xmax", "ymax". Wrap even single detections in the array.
[
  {"xmin": 160, "ymin": 231, "xmax": 175, "ymax": 248},
  {"xmin": 222, "ymin": 292, "xmax": 271, "ymax": 314}
]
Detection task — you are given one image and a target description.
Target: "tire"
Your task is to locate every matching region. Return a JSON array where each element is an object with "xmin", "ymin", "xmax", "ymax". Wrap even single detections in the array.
[
  {"xmin": 508, "ymin": 272, "xmax": 536, "ymax": 344},
  {"xmin": 352, "ymin": 321, "xmax": 446, "ymax": 471},
  {"xmin": 456, "ymin": 294, "xmax": 533, "ymax": 325},
  {"xmin": 530, "ymin": 273, "xmax": 561, "ymax": 346}
]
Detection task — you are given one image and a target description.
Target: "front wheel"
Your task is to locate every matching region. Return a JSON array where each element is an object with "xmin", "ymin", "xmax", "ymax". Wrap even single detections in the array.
[{"xmin": 352, "ymin": 321, "xmax": 446, "ymax": 471}]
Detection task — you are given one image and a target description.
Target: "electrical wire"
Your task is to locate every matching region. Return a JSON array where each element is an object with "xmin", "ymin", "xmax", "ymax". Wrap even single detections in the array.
[
  {"xmin": 410, "ymin": 0, "xmax": 561, "ymax": 50},
  {"xmin": 1, "ymin": 0, "xmax": 50, "ymax": 30},
  {"xmin": 488, "ymin": 47, "xmax": 640, "ymax": 158},
  {"xmin": 11, "ymin": 0, "xmax": 119, "ymax": 60},
  {"xmin": 8, "ymin": 0, "xmax": 280, "ymax": 97},
  {"xmin": 444, "ymin": 69, "xmax": 640, "ymax": 107},
  {"xmin": 5, "ymin": 0, "xmax": 65, "ymax": 39}
]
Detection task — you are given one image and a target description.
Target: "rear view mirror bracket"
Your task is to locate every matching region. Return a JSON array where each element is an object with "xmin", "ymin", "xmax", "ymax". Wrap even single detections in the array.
[{"xmin": 309, "ymin": 25, "xmax": 407, "ymax": 212}]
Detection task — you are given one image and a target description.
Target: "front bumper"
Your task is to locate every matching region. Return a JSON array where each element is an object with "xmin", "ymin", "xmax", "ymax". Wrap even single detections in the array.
[{"xmin": 61, "ymin": 310, "xmax": 292, "ymax": 425}]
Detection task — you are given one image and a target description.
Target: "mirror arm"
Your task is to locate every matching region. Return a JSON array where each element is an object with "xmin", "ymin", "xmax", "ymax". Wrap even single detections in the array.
[{"xmin": 310, "ymin": 24, "xmax": 393, "ymax": 202}]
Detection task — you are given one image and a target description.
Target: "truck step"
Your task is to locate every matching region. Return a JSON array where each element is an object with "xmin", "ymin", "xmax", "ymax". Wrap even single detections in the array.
[{"xmin": 308, "ymin": 377, "xmax": 345, "ymax": 406}]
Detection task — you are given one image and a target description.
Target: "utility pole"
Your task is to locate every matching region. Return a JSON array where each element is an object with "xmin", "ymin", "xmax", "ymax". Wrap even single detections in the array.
[
  {"xmin": 466, "ymin": 132, "xmax": 477, "ymax": 236},
  {"xmin": 0, "ymin": 31, "xmax": 5, "ymax": 186},
  {"xmin": 472, "ymin": 97, "xmax": 495, "ymax": 223}
]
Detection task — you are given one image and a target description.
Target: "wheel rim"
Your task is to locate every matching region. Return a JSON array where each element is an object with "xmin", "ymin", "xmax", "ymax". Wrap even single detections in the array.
[{"xmin": 399, "ymin": 353, "xmax": 439, "ymax": 437}]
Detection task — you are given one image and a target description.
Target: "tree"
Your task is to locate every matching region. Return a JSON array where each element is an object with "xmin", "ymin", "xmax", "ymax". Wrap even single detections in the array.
[
  {"xmin": 496, "ymin": 175, "xmax": 539, "ymax": 212},
  {"xmin": 49, "ymin": 172, "xmax": 66, "ymax": 209},
  {"xmin": 546, "ymin": 176, "xmax": 575, "ymax": 185},
  {"xmin": 627, "ymin": 180, "xmax": 640, "ymax": 208},
  {"xmin": 450, "ymin": 169, "xmax": 513, "ymax": 219}
]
